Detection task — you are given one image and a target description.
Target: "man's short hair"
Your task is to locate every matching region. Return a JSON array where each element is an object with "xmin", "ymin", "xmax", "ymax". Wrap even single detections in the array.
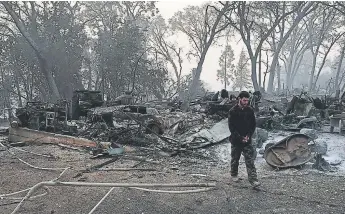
[
  {"xmin": 220, "ymin": 89, "xmax": 229, "ymax": 99},
  {"xmin": 238, "ymin": 91, "xmax": 250, "ymax": 99}
]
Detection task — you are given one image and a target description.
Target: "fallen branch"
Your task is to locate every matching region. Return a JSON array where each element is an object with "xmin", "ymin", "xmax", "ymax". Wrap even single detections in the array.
[
  {"xmin": 160, "ymin": 136, "xmax": 180, "ymax": 143},
  {"xmin": 0, "ymin": 201, "xmax": 21, "ymax": 207},
  {"xmin": 56, "ymin": 143, "xmax": 87, "ymax": 152},
  {"xmin": 122, "ymin": 155, "xmax": 160, "ymax": 164},
  {"xmin": 131, "ymin": 160, "xmax": 144, "ymax": 168},
  {"xmin": 83, "ymin": 157, "xmax": 120, "ymax": 172}
]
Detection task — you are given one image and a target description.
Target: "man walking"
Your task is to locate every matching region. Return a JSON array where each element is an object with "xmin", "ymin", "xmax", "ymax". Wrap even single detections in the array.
[{"xmin": 228, "ymin": 91, "xmax": 260, "ymax": 187}]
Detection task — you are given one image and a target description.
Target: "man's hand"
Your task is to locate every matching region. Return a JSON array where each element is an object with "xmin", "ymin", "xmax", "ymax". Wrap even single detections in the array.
[{"xmin": 242, "ymin": 136, "xmax": 249, "ymax": 143}]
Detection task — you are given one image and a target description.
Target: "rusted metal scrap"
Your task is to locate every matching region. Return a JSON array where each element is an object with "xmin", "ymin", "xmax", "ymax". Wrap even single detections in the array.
[{"xmin": 264, "ymin": 133, "xmax": 314, "ymax": 169}]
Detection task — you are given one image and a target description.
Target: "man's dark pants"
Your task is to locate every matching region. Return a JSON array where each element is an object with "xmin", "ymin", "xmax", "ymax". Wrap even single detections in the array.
[{"xmin": 230, "ymin": 141, "xmax": 258, "ymax": 184}]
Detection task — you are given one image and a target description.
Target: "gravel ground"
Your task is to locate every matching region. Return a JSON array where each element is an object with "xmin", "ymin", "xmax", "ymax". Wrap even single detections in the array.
[{"xmin": 1, "ymin": 141, "xmax": 345, "ymax": 214}]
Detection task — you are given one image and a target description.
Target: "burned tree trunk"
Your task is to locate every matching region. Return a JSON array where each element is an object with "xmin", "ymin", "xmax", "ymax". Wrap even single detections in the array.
[
  {"xmin": 277, "ymin": 62, "xmax": 281, "ymax": 94},
  {"xmin": 182, "ymin": 4, "xmax": 231, "ymax": 109},
  {"xmin": 189, "ymin": 52, "xmax": 207, "ymax": 99},
  {"xmin": 313, "ymin": 33, "xmax": 345, "ymax": 90},
  {"xmin": 267, "ymin": 2, "xmax": 315, "ymax": 94},
  {"xmin": 251, "ymin": 57, "xmax": 260, "ymax": 91},
  {"xmin": 2, "ymin": 2, "xmax": 61, "ymax": 101},
  {"xmin": 335, "ymin": 44, "xmax": 345, "ymax": 98},
  {"xmin": 13, "ymin": 74, "xmax": 23, "ymax": 107},
  {"xmin": 258, "ymin": 48, "xmax": 262, "ymax": 89}
]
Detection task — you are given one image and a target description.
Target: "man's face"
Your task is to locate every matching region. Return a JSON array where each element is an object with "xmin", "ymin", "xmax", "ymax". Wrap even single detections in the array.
[{"xmin": 239, "ymin": 97, "xmax": 249, "ymax": 107}]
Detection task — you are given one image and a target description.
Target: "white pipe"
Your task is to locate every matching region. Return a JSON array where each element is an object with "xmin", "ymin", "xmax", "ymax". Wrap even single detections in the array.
[{"xmin": 88, "ymin": 187, "xmax": 115, "ymax": 214}]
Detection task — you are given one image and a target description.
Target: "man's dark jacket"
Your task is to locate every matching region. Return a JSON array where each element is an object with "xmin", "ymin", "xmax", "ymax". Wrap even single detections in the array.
[{"xmin": 228, "ymin": 104, "xmax": 256, "ymax": 146}]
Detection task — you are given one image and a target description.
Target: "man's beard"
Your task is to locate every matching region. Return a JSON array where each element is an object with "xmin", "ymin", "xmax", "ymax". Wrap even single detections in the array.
[{"xmin": 240, "ymin": 101, "xmax": 248, "ymax": 107}]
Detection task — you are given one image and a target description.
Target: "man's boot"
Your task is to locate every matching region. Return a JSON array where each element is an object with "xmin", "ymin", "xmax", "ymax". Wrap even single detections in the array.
[
  {"xmin": 231, "ymin": 176, "xmax": 240, "ymax": 182},
  {"xmin": 250, "ymin": 181, "xmax": 261, "ymax": 187}
]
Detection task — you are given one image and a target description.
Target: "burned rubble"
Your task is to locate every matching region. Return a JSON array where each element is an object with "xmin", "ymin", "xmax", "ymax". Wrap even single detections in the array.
[
  {"xmin": 2, "ymin": 88, "xmax": 345, "ymax": 214},
  {"xmin": 3, "ymin": 89, "xmax": 345, "ymax": 171}
]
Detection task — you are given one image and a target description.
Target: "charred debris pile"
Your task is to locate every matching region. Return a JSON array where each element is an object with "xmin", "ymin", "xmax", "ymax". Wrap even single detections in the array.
[{"xmin": 7, "ymin": 90, "xmax": 345, "ymax": 162}]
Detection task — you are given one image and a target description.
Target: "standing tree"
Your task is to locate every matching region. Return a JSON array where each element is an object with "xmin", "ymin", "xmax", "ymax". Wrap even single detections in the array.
[
  {"xmin": 149, "ymin": 15, "xmax": 184, "ymax": 95},
  {"xmin": 312, "ymin": 31, "xmax": 345, "ymax": 91},
  {"xmin": 233, "ymin": 49, "xmax": 251, "ymax": 91},
  {"xmin": 279, "ymin": 21, "xmax": 310, "ymax": 92},
  {"xmin": 1, "ymin": 2, "xmax": 89, "ymax": 101},
  {"xmin": 212, "ymin": 1, "xmax": 306, "ymax": 91},
  {"xmin": 266, "ymin": 2, "xmax": 316, "ymax": 93},
  {"xmin": 334, "ymin": 41, "xmax": 345, "ymax": 98},
  {"xmin": 217, "ymin": 43, "xmax": 235, "ymax": 89},
  {"xmin": 1, "ymin": 2, "xmax": 61, "ymax": 101},
  {"xmin": 82, "ymin": 2, "xmax": 162, "ymax": 100},
  {"xmin": 169, "ymin": 2, "xmax": 235, "ymax": 103},
  {"xmin": 305, "ymin": 5, "xmax": 338, "ymax": 92}
]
